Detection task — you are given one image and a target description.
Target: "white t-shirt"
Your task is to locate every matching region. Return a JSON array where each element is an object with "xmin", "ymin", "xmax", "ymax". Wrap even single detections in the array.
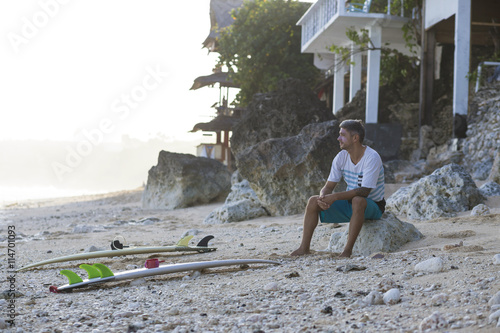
[{"xmin": 327, "ymin": 146, "xmax": 385, "ymax": 202}]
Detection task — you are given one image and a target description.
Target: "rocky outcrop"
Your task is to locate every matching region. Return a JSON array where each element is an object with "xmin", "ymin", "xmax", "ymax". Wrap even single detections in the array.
[
  {"xmin": 480, "ymin": 181, "xmax": 500, "ymax": 197},
  {"xmin": 462, "ymin": 83, "xmax": 500, "ymax": 180},
  {"xmin": 236, "ymin": 120, "xmax": 340, "ymax": 216},
  {"xmin": 230, "ymin": 78, "xmax": 334, "ymax": 160},
  {"xmin": 327, "ymin": 212, "xmax": 423, "ymax": 256},
  {"xmin": 203, "ymin": 179, "xmax": 268, "ymax": 224},
  {"xmin": 142, "ymin": 151, "xmax": 231, "ymax": 209},
  {"xmin": 386, "ymin": 164, "xmax": 485, "ymax": 220}
]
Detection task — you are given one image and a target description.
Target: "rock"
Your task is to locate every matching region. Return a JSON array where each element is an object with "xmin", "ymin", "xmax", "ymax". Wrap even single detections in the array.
[
  {"xmin": 383, "ymin": 288, "xmax": 400, "ymax": 305},
  {"xmin": 487, "ymin": 150, "xmax": 500, "ymax": 183},
  {"xmin": 494, "ymin": 254, "xmax": 500, "ymax": 265},
  {"xmin": 142, "ymin": 151, "xmax": 231, "ymax": 209},
  {"xmin": 430, "ymin": 293, "xmax": 449, "ymax": 306},
  {"xmin": 326, "ymin": 212, "xmax": 423, "ymax": 256},
  {"xmin": 489, "ymin": 291, "xmax": 500, "ymax": 306},
  {"xmin": 203, "ymin": 179, "xmax": 268, "ymax": 224},
  {"xmin": 264, "ymin": 282, "xmax": 279, "ymax": 291},
  {"xmin": 85, "ymin": 245, "xmax": 103, "ymax": 252},
  {"xmin": 419, "ymin": 312, "xmax": 448, "ymax": 331},
  {"xmin": 236, "ymin": 120, "xmax": 341, "ymax": 216},
  {"xmin": 363, "ymin": 291, "xmax": 384, "ymax": 305},
  {"xmin": 471, "ymin": 204, "xmax": 490, "ymax": 216},
  {"xmin": 489, "ymin": 310, "xmax": 500, "ymax": 325},
  {"xmin": 479, "ymin": 181, "xmax": 500, "ymax": 197},
  {"xmin": 230, "ymin": 78, "xmax": 334, "ymax": 159},
  {"xmin": 414, "ymin": 257, "xmax": 444, "ymax": 273},
  {"xmin": 386, "ymin": 163, "xmax": 485, "ymax": 220},
  {"xmin": 383, "ymin": 160, "xmax": 424, "ymax": 183}
]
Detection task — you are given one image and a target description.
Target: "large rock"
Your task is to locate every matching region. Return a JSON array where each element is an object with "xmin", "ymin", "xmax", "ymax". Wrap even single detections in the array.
[
  {"xmin": 142, "ymin": 151, "xmax": 231, "ymax": 209},
  {"xmin": 386, "ymin": 164, "xmax": 485, "ymax": 220},
  {"xmin": 326, "ymin": 212, "xmax": 423, "ymax": 256},
  {"xmin": 236, "ymin": 120, "xmax": 341, "ymax": 216},
  {"xmin": 203, "ymin": 179, "xmax": 268, "ymax": 224},
  {"xmin": 230, "ymin": 78, "xmax": 334, "ymax": 159}
]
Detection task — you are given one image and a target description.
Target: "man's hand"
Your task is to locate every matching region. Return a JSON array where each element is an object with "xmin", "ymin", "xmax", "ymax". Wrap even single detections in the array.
[{"xmin": 317, "ymin": 193, "xmax": 334, "ymax": 210}]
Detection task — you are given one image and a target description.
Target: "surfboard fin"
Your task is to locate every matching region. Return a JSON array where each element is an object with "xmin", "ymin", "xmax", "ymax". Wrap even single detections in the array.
[
  {"xmin": 196, "ymin": 235, "xmax": 214, "ymax": 247},
  {"xmin": 60, "ymin": 270, "xmax": 83, "ymax": 285},
  {"xmin": 176, "ymin": 235, "xmax": 194, "ymax": 247},
  {"xmin": 93, "ymin": 263, "xmax": 114, "ymax": 278},
  {"xmin": 79, "ymin": 264, "xmax": 101, "ymax": 279}
]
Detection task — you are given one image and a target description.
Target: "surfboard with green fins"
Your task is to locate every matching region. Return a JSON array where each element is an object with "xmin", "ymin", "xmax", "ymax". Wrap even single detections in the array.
[
  {"xmin": 18, "ymin": 235, "xmax": 216, "ymax": 271},
  {"xmin": 49, "ymin": 259, "xmax": 280, "ymax": 292}
]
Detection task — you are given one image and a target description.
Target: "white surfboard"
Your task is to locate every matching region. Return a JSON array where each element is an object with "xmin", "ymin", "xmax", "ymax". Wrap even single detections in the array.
[
  {"xmin": 19, "ymin": 235, "xmax": 216, "ymax": 271},
  {"xmin": 50, "ymin": 259, "xmax": 280, "ymax": 292}
]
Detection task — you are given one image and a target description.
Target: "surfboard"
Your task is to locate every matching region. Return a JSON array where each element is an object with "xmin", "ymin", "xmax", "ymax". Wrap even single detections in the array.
[
  {"xmin": 18, "ymin": 235, "xmax": 216, "ymax": 271},
  {"xmin": 49, "ymin": 259, "xmax": 280, "ymax": 292}
]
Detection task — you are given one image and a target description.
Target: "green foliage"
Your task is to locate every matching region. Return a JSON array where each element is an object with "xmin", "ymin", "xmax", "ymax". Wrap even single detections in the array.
[{"xmin": 216, "ymin": 0, "xmax": 320, "ymax": 106}]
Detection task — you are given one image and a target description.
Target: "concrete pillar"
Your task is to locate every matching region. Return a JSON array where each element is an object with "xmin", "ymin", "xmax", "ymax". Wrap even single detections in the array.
[
  {"xmin": 366, "ymin": 25, "xmax": 382, "ymax": 124},
  {"xmin": 350, "ymin": 42, "xmax": 362, "ymax": 101},
  {"xmin": 453, "ymin": 0, "xmax": 471, "ymax": 116},
  {"xmin": 333, "ymin": 53, "xmax": 345, "ymax": 114}
]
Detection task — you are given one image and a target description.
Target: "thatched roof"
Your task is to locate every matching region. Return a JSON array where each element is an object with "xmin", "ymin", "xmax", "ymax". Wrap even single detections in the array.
[
  {"xmin": 203, "ymin": 0, "xmax": 246, "ymax": 51},
  {"xmin": 190, "ymin": 115, "xmax": 241, "ymax": 132},
  {"xmin": 190, "ymin": 72, "xmax": 239, "ymax": 90}
]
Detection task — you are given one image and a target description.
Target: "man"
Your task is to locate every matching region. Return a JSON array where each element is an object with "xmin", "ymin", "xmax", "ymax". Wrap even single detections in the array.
[{"xmin": 291, "ymin": 119, "xmax": 385, "ymax": 258}]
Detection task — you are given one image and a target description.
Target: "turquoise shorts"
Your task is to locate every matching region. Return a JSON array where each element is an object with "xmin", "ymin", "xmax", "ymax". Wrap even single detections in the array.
[{"xmin": 319, "ymin": 199, "xmax": 383, "ymax": 223}]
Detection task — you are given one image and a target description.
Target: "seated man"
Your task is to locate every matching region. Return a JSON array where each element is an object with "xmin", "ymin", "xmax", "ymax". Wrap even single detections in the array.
[{"xmin": 291, "ymin": 119, "xmax": 385, "ymax": 258}]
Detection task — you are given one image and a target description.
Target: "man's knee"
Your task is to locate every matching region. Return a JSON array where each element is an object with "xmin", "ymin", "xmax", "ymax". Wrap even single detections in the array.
[
  {"xmin": 351, "ymin": 196, "xmax": 367, "ymax": 209},
  {"xmin": 306, "ymin": 195, "xmax": 320, "ymax": 210}
]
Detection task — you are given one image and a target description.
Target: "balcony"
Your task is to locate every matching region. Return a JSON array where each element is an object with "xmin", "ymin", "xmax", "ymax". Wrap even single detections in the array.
[{"xmin": 298, "ymin": 0, "xmax": 410, "ymax": 54}]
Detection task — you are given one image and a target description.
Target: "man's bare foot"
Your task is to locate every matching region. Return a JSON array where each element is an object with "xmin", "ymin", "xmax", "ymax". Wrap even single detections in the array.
[
  {"xmin": 291, "ymin": 248, "xmax": 310, "ymax": 256},
  {"xmin": 339, "ymin": 250, "xmax": 352, "ymax": 258}
]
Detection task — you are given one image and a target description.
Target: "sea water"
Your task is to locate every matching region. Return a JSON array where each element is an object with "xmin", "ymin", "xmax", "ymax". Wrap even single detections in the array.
[{"xmin": 0, "ymin": 186, "xmax": 106, "ymax": 204}]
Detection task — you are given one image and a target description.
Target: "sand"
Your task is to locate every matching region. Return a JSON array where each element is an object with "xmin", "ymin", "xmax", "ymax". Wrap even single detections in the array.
[{"xmin": 1, "ymin": 187, "xmax": 500, "ymax": 332}]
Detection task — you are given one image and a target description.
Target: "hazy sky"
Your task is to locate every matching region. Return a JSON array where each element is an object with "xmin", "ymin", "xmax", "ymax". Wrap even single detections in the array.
[{"xmin": 0, "ymin": 0, "xmax": 222, "ymax": 144}]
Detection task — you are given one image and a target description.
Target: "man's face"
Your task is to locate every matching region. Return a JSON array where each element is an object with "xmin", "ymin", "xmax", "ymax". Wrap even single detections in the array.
[{"xmin": 338, "ymin": 128, "xmax": 355, "ymax": 150}]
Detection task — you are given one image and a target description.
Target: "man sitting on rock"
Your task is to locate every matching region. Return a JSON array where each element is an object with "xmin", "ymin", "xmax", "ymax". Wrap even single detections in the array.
[{"xmin": 291, "ymin": 119, "xmax": 385, "ymax": 258}]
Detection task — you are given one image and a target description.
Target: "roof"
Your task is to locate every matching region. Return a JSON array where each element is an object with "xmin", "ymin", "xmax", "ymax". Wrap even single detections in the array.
[
  {"xmin": 203, "ymin": 0, "xmax": 246, "ymax": 51},
  {"xmin": 190, "ymin": 115, "xmax": 241, "ymax": 132},
  {"xmin": 190, "ymin": 72, "xmax": 240, "ymax": 90}
]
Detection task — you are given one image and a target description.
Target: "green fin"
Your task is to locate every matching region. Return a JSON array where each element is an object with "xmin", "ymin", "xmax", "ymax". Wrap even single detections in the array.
[
  {"xmin": 79, "ymin": 264, "xmax": 101, "ymax": 279},
  {"xmin": 176, "ymin": 235, "xmax": 194, "ymax": 247},
  {"xmin": 60, "ymin": 270, "xmax": 83, "ymax": 285},
  {"xmin": 93, "ymin": 263, "xmax": 114, "ymax": 278}
]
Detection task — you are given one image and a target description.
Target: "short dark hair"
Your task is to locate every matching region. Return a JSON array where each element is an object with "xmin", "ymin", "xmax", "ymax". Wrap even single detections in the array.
[{"xmin": 340, "ymin": 119, "xmax": 365, "ymax": 143}]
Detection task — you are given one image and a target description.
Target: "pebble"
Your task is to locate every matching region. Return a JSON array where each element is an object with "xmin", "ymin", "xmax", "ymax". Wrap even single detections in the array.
[
  {"xmin": 489, "ymin": 291, "xmax": 500, "ymax": 306},
  {"xmin": 430, "ymin": 293, "xmax": 449, "ymax": 306},
  {"xmin": 419, "ymin": 311, "xmax": 448, "ymax": 331},
  {"xmin": 414, "ymin": 257, "xmax": 444, "ymax": 273},
  {"xmin": 383, "ymin": 288, "xmax": 401, "ymax": 305},
  {"xmin": 493, "ymin": 254, "xmax": 500, "ymax": 265},
  {"xmin": 264, "ymin": 282, "xmax": 279, "ymax": 291},
  {"xmin": 471, "ymin": 204, "xmax": 490, "ymax": 216}
]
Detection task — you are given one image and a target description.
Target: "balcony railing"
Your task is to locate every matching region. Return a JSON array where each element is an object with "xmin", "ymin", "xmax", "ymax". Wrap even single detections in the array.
[{"xmin": 299, "ymin": 0, "xmax": 406, "ymax": 48}]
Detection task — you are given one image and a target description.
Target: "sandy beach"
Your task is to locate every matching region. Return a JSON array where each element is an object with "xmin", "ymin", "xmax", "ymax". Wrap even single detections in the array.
[{"xmin": 1, "ymin": 186, "xmax": 500, "ymax": 332}]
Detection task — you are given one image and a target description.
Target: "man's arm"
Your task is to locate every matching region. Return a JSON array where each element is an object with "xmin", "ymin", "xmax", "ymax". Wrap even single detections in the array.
[
  {"xmin": 321, "ymin": 186, "xmax": 372, "ymax": 208},
  {"xmin": 319, "ymin": 181, "xmax": 337, "ymax": 197}
]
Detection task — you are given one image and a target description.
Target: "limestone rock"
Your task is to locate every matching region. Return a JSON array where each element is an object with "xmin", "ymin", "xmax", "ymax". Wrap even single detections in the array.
[
  {"xmin": 386, "ymin": 164, "xmax": 485, "ymax": 220},
  {"xmin": 471, "ymin": 204, "xmax": 490, "ymax": 216},
  {"xmin": 383, "ymin": 159, "xmax": 424, "ymax": 183},
  {"xmin": 230, "ymin": 78, "xmax": 334, "ymax": 159},
  {"xmin": 480, "ymin": 181, "xmax": 500, "ymax": 197},
  {"xmin": 236, "ymin": 120, "xmax": 341, "ymax": 216},
  {"xmin": 488, "ymin": 150, "xmax": 500, "ymax": 183},
  {"xmin": 203, "ymin": 180, "xmax": 268, "ymax": 224},
  {"xmin": 415, "ymin": 257, "xmax": 444, "ymax": 273},
  {"xmin": 326, "ymin": 212, "xmax": 423, "ymax": 256},
  {"xmin": 142, "ymin": 151, "xmax": 231, "ymax": 209}
]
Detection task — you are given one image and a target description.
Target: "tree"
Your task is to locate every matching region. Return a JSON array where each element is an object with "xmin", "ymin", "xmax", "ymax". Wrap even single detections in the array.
[{"xmin": 216, "ymin": 0, "xmax": 320, "ymax": 106}]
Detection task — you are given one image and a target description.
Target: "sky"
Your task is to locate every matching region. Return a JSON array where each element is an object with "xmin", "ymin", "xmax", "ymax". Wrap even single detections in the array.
[
  {"xmin": 0, "ymin": 0, "xmax": 235, "ymax": 198},
  {"xmin": 0, "ymin": 0, "xmax": 221, "ymax": 144}
]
